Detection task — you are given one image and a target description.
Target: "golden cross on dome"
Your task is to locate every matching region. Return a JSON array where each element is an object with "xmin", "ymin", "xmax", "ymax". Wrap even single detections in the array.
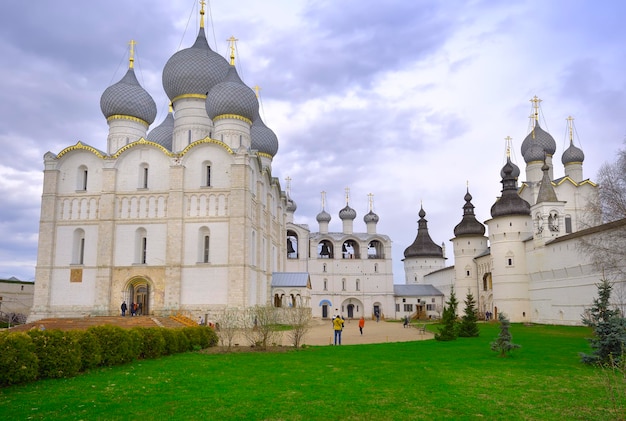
[
  {"xmin": 321, "ymin": 191, "xmax": 326, "ymax": 210},
  {"xmin": 505, "ymin": 135, "xmax": 512, "ymax": 158},
  {"xmin": 128, "ymin": 40, "xmax": 136, "ymax": 69},
  {"xmin": 345, "ymin": 187, "xmax": 350, "ymax": 205},
  {"xmin": 567, "ymin": 115, "xmax": 574, "ymax": 143},
  {"xmin": 227, "ymin": 35, "xmax": 238, "ymax": 65},
  {"xmin": 368, "ymin": 193, "xmax": 374, "ymax": 212},
  {"xmin": 199, "ymin": 0, "xmax": 206, "ymax": 28}
]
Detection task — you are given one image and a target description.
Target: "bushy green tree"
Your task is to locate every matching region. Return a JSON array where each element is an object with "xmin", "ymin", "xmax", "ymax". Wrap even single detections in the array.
[
  {"xmin": 458, "ymin": 291, "xmax": 480, "ymax": 337},
  {"xmin": 435, "ymin": 286, "xmax": 459, "ymax": 341},
  {"xmin": 490, "ymin": 314, "xmax": 520, "ymax": 357},
  {"xmin": 581, "ymin": 279, "xmax": 626, "ymax": 366}
]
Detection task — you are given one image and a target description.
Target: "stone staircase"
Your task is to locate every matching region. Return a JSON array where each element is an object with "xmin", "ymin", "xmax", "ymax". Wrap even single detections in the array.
[{"xmin": 8, "ymin": 316, "xmax": 188, "ymax": 332}]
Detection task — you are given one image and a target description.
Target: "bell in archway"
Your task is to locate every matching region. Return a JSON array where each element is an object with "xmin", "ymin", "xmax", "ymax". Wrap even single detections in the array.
[
  {"xmin": 287, "ymin": 238, "xmax": 296, "ymax": 253},
  {"xmin": 320, "ymin": 244, "xmax": 330, "ymax": 256}
]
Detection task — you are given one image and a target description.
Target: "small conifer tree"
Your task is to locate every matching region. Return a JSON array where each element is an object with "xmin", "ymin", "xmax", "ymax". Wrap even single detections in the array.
[
  {"xmin": 581, "ymin": 279, "xmax": 626, "ymax": 366},
  {"xmin": 458, "ymin": 290, "xmax": 480, "ymax": 337},
  {"xmin": 435, "ymin": 286, "xmax": 459, "ymax": 341},
  {"xmin": 490, "ymin": 313, "xmax": 520, "ymax": 357}
]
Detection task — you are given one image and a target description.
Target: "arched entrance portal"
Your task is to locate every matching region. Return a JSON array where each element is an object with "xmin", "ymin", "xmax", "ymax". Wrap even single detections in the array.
[{"xmin": 125, "ymin": 278, "xmax": 151, "ymax": 316}]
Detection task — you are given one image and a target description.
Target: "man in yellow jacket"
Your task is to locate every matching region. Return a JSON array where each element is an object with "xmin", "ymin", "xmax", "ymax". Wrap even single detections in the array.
[{"xmin": 333, "ymin": 315, "xmax": 344, "ymax": 345}]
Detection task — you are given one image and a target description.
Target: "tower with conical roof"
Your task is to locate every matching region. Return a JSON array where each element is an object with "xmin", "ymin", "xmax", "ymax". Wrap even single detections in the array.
[
  {"xmin": 452, "ymin": 186, "xmax": 488, "ymax": 309},
  {"xmin": 531, "ymin": 160, "xmax": 566, "ymax": 246},
  {"xmin": 485, "ymin": 155, "xmax": 532, "ymax": 322},
  {"xmin": 100, "ymin": 40, "xmax": 157, "ymax": 154},
  {"xmin": 403, "ymin": 205, "xmax": 445, "ymax": 284}
]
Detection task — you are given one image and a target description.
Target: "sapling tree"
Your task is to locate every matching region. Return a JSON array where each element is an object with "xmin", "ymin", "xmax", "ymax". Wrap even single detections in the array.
[
  {"xmin": 490, "ymin": 314, "xmax": 520, "ymax": 357},
  {"xmin": 458, "ymin": 290, "xmax": 480, "ymax": 337}
]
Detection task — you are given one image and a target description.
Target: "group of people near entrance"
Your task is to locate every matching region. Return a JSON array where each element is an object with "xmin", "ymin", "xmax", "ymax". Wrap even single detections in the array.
[
  {"xmin": 332, "ymin": 313, "xmax": 367, "ymax": 345},
  {"xmin": 120, "ymin": 301, "xmax": 142, "ymax": 316}
]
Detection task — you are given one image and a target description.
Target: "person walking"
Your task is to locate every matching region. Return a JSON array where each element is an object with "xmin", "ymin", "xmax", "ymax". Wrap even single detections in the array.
[
  {"xmin": 358, "ymin": 316, "xmax": 365, "ymax": 335},
  {"xmin": 121, "ymin": 301, "xmax": 127, "ymax": 317},
  {"xmin": 403, "ymin": 315, "xmax": 409, "ymax": 328},
  {"xmin": 333, "ymin": 314, "xmax": 344, "ymax": 345}
]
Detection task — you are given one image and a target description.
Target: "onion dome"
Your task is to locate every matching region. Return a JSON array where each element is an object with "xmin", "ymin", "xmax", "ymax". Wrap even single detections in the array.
[
  {"xmin": 100, "ymin": 68, "xmax": 157, "ymax": 125},
  {"xmin": 316, "ymin": 209, "xmax": 331, "ymax": 223},
  {"xmin": 364, "ymin": 210, "xmax": 379, "ymax": 224},
  {"xmin": 521, "ymin": 122, "xmax": 556, "ymax": 160},
  {"xmin": 339, "ymin": 204, "xmax": 357, "ymax": 221},
  {"xmin": 162, "ymin": 27, "xmax": 229, "ymax": 101},
  {"xmin": 206, "ymin": 65, "xmax": 258, "ymax": 121},
  {"xmin": 251, "ymin": 112, "xmax": 279, "ymax": 156},
  {"xmin": 500, "ymin": 158, "xmax": 520, "ymax": 179},
  {"xmin": 490, "ymin": 157, "xmax": 531, "ymax": 217},
  {"xmin": 562, "ymin": 142, "xmax": 585, "ymax": 165},
  {"xmin": 286, "ymin": 195, "xmax": 297, "ymax": 213},
  {"xmin": 453, "ymin": 189, "xmax": 486, "ymax": 237},
  {"xmin": 404, "ymin": 206, "xmax": 443, "ymax": 258},
  {"xmin": 146, "ymin": 108, "xmax": 174, "ymax": 150},
  {"xmin": 524, "ymin": 142, "xmax": 545, "ymax": 163}
]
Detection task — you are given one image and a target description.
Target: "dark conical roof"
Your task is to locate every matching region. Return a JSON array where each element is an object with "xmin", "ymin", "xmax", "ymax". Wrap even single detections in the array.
[
  {"xmin": 536, "ymin": 162, "xmax": 558, "ymax": 203},
  {"xmin": 490, "ymin": 157, "xmax": 531, "ymax": 217},
  {"xmin": 404, "ymin": 206, "xmax": 443, "ymax": 258},
  {"xmin": 100, "ymin": 68, "xmax": 157, "ymax": 124},
  {"xmin": 454, "ymin": 189, "xmax": 486, "ymax": 237}
]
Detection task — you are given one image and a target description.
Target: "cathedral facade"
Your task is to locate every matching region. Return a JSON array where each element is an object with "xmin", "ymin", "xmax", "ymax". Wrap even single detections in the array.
[{"xmin": 30, "ymin": 8, "xmax": 292, "ymax": 322}]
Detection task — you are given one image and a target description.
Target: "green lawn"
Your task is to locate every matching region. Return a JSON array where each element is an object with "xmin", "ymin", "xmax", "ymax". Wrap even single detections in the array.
[{"xmin": 0, "ymin": 323, "xmax": 622, "ymax": 420}]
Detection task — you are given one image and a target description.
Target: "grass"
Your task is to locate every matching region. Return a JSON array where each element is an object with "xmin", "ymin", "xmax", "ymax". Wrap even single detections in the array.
[{"xmin": 0, "ymin": 323, "xmax": 621, "ymax": 420}]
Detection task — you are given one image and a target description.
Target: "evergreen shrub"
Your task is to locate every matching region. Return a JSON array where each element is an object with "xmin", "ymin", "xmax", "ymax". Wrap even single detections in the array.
[
  {"xmin": 132, "ymin": 327, "xmax": 166, "ymax": 359},
  {"xmin": 88, "ymin": 325, "xmax": 136, "ymax": 366},
  {"xmin": 0, "ymin": 332, "xmax": 38, "ymax": 386},
  {"xmin": 27, "ymin": 329, "xmax": 82, "ymax": 379},
  {"xmin": 71, "ymin": 330, "xmax": 102, "ymax": 371}
]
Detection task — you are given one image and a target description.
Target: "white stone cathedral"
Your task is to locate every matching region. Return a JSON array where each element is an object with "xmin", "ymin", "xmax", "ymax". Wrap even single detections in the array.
[{"xmin": 29, "ymin": 7, "xmax": 625, "ymax": 326}]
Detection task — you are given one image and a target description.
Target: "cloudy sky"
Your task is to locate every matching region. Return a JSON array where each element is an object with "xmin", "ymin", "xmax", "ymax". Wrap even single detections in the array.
[{"xmin": 1, "ymin": 0, "xmax": 625, "ymax": 283}]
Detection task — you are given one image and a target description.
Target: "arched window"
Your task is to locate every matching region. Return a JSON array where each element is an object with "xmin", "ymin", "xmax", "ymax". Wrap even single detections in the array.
[
  {"xmin": 72, "ymin": 228, "xmax": 85, "ymax": 265},
  {"xmin": 135, "ymin": 227, "xmax": 147, "ymax": 264},
  {"xmin": 356, "ymin": 279, "xmax": 360, "ymax": 291},
  {"xmin": 342, "ymin": 279, "xmax": 346, "ymax": 291},
  {"xmin": 139, "ymin": 163, "xmax": 149, "ymax": 189},
  {"xmin": 202, "ymin": 161, "xmax": 212, "ymax": 187},
  {"xmin": 77, "ymin": 165, "xmax": 88, "ymax": 191},
  {"xmin": 198, "ymin": 226, "xmax": 210, "ymax": 263}
]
